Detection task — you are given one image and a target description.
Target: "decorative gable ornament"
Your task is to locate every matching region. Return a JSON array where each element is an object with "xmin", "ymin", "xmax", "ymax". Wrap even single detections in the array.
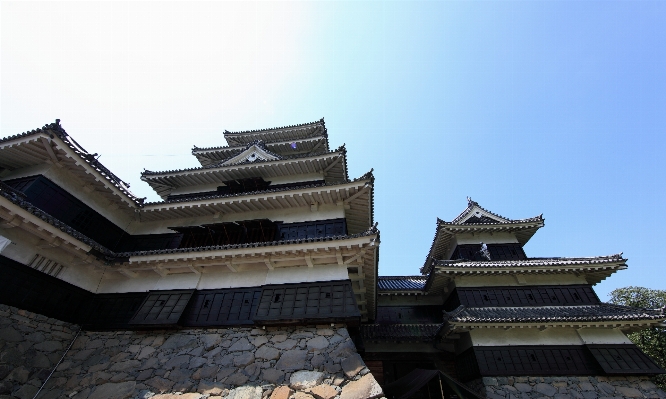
[{"xmin": 219, "ymin": 142, "xmax": 282, "ymax": 166}]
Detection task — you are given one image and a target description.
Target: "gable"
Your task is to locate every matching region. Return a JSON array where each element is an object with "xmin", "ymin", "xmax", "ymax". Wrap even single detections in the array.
[{"xmin": 219, "ymin": 143, "xmax": 282, "ymax": 166}]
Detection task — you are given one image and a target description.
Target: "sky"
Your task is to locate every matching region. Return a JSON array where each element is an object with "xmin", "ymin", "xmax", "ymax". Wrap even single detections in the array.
[{"xmin": 2, "ymin": 1, "xmax": 665, "ymax": 300}]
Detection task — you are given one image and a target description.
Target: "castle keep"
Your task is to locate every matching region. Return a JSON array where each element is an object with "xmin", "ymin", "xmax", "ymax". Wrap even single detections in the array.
[{"xmin": 0, "ymin": 119, "xmax": 663, "ymax": 399}]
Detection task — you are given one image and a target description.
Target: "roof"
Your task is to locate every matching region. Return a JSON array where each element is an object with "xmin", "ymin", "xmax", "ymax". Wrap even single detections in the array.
[
  {"xmin": 433, "ymin": 254, "xmax": 627, "ymax": 270},
  {"xmin": 361, "ymin": 323, "xmax": 441, "ymax": 342},
  {"xmin": 141, "ymin": 145, "xmax": 348, "ymax": 199},
  {"xmin": 0, "ymin": 120, "xmax": 144, "ymax": 206},
  {"xmin": 445, "ymin": 303, "xmax": 665, "ymax": 325},
  {"xmin": 223, "ymin": 118, "xmax": 326, "ymax": 146},
  {"xmin": 378, "ymin": 276, "xmax": 427, "ymax": 292},
  {"xmin": 421, "ymin": 198, "xmax": 544, "ymax": 275}
]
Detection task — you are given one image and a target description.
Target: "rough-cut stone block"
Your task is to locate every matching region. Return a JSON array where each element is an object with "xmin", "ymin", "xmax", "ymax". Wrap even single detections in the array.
[
  {"xmin": 323, "ymin": 361, "xmax": 341, "ymax": 374},
  {"xmin": 615, "ymin": 387, "xmax": 644, "ymax": 398},
  {"xmin": 34, "ymin": 341, "xmax": 62, "ymax": 352},
  {"xmin": 88, "ymin": 382, "xmax": 136, "ymax": 399},
  {"xmin": 256, "ymin": 345, "xmax": 280, "ymax": 360},
  {"xmin": 252, "ymin": 336, "xmax": 269, "ymax": 347},
  {"xmin": 290, "ymin": 370, "xmax": 325, "ymax": 390},
  {"xmin": 152, "ymin": 394, "xmax": 202, "ymax": 399},
  {"xmin": 200, "ymin": 334, "xmax": 222, "ymax": 350},
  {"xmin": 341, "ymin": 353, "xmax": 364, "ymax": 378},
  {"xmin": 276, "ymin": 350, "xmax": 307, "ymax": 371},
  {"xmin": 216, "ymin": 367, "xmax": 235, "ymax": 380},
  {"xmin": 0, "ymin": 327, "xmax": 23, "ymax": 342},
  {"xmin": 192, "ymin": 365, "xmax": 219, "ymax": 380},
  {"xmin": 340, "ymin": 374, "xmax": 383, "ymax": 399},
  {"xmin": 317, "ymin": 329, "xmax": 334, "ymax": 336},
  {"xmin": 162, "ymin": 334, "xmax": 196, "ymax": 350},
  {"xmin": 294, "ymin": 393, "xmax": 315, "ymax": 399},
  {"xmin": 270, "ymin": 386, "xmax": 293, "ymax": 399},
  {"xmin": 228, "ymin": 386, "xmax": 262, "ymax": 399},
  {"xmin": 110, "ymin": 360, "xmax": 141, "ymax": 371},
  {"xmin": 234, "ymin": 352, "xmax": 255, "ymax": 366},
  {"xmin": 145, "ymin": 376, "xmax": 175, "ymax": 392},
  {"xmin": 229, "ymin": 338, "xmax": 255, "ymax": 352},
  {"xmin": 514, "ymin": 383, "xmax": 532, "ymax": 392},
  {"xmin": 328, "ymin": 340, "xmax": 356, "ymax": 361},
  {"xmin": 534, "ymin": 383, "xmax": 557, "ymax": 397},
  {"xmin": 12, "ymin": 385, "xmax": 38, "ymax": 399},
  {"xmin": 198, "ymin": 380, "xmax": 226, "ymax": 395},
  {"xmin": 274, "ymin": 339, "xmax": 298, "ymax": 350},
  {"xmin": 307, "ymin": 336, "xmax": 329, "ymax": 351},
  {"xmin": 597, "ymin": 382, "xmax": 616, "ymax": 395},
  {"xmin": 271, "ymin": 334, "xmax": 288, "ymax": 343},
  {"xmin": 226, "ymin": 373, "xmax": 250, "ymax": 386},
  {"xmin": 262, "ymin": 369, "xmax": 286, "ymax": 384},
  {"xmin": 310, "ymin": 384, "xmax": 338, "ymax": 399},
  {"xmin": 137, "ymin": 346, "xmax": 156, "ymax": 359},
  {"xmin": 165, "ymin": 355, "xmax": 191, "ymax": 370}
]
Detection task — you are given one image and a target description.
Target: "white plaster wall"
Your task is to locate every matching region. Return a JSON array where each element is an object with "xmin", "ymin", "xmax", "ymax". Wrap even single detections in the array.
[
  {"xmin": 0, "ymin": 227, "xmax": 105, "ymax": 292},
  {"xmin": 129, "ymin": 204, "xmax": 345, "ymax": 234},
  {"xmin": 577, "ymin": 328, "xmax": 633, "ymax": 344},
  {"xmin": 96, "ymin": 264, "xmax": 349, "ymax": 293},
  {"xmin": 454, "ymin": 274, "xmax": 588, "ymax": 287},
  {"xmin": 168, "ymin": 173, "xmax": 325, "ymax": 196},
  {"xmin": 470, "ymin": 327, "xmax": 585, "ymax": 346},
  {"xmin": 454, "ymin": 232, "xmax": 519, "ymax": 246}
]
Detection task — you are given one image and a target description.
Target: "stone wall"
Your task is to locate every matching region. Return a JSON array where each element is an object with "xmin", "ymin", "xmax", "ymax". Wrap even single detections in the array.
[
  {"xmin": 0, "ymin": 304, "xmax": 79, "ymax": 399},
  {"xmin": 29, "ymin": 322, "xmax": 382, "ymax": 399},
  {"xmin": 469, "ymin": 376, "xmax": 666, "ymax": 399}
]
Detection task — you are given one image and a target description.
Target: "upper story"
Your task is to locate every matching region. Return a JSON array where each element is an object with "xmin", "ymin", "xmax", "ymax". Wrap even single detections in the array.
[{"xmin": 0, "ymin": 119, "xmax": 379, "ymax": 321}]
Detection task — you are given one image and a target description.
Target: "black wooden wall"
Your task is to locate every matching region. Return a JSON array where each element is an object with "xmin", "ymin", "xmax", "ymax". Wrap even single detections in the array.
[{"xmin": 444, "ymin": 285, "xmax": 600, "ymax": 311}]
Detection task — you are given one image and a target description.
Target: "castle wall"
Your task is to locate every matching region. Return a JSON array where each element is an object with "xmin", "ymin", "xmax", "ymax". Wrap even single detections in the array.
[
  {"xmin": 469, "ymin": 327, "xmax": 633, "ymax": 347},
  {"xmin": 0, "ymin": 304, "xmax": 79, "ymax": 399},
  {"xmin": 467, "ymin": 375, "xmax": 665, "ymax": 399},
  {"xmin": 1, "ymin": 304, "xmax": 382, "ymax": 399}
]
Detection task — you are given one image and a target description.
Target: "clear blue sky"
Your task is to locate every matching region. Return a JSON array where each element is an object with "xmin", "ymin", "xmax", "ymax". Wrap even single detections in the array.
[{"xmin": 2, "ymin": 2, "xmax": 665, "ymax": 300}]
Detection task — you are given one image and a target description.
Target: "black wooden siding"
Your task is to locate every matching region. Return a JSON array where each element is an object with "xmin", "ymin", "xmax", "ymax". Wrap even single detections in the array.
[
  {"xmin": 129, "ymin": 290, "xmax": 195, "ymax": 326},
  {"xmin": 182, "ymin": 288, "xmax": 261, "ymax": 326},
  {"xmin": 275, "ymin": 219, "xmax": 346, "ymax": 241},
  {"xmin": 375, "ymin": 306, "xmax": 443, "ymax": 324},
  {"xmin": 0, "ymin": 256, "xmax": 359, "ymax": 329},
  {"xmin": 254, "ymin": 281, "xmax": 360, "ymax": 325},
  {"xmin": 0, "ymin": 254, "xmax": 93, "ymax": 324},
  {"xmin": 444, "ymin": 285, "xmax": 600, "ymax": 311},
  {"xmin": 587, "ymin": 344, "xmax": 664, "ymax": 374},
  {"xmin": 456, "ymin": 344, "xmax": 664, "ymax": 381}
]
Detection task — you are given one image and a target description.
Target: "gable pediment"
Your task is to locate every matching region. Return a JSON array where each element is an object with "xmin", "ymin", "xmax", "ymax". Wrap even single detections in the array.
[{"xmin": 219, "ymin": 143, "xmax": 282, "ymax": 166}]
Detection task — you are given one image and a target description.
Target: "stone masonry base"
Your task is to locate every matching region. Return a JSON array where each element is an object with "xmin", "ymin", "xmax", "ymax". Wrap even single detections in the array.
[
  {"xmin": 468, "ymin": 375, "xmax": 666, "ymax": 399},
  {"xmin": 0, "ymin": 304, "xmax": 384, "ymax": 399}
]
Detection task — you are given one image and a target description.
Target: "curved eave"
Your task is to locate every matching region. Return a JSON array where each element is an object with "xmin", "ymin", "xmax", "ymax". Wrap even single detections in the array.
[
  {"xmin": 142, "ymin": 150, "xmax": 347, "ymax": 199},
  {"xmin": 193, "ymin": 136, "xmax": 330, "ymax": 167},
  {"xmin": 433, "ymin": 261, "xmax": 627, "ymax": 284},
  {"xmin": 447, "ymin": 318, "xmax": 665, "ymax": 332},
  {"xmin": 139, "ymin": 178, "xmax": 374, "ymax": 234},
  {"xmin": 421, "ymin": 219, "xmax": 545, "ymax": 275},
  {"xmin": 0, "ymin": 128, "xmax": 142, "ymax": 209},
  {"xmin": 223, "ymin": 121, "xmax": 325, "ymax": 146}
]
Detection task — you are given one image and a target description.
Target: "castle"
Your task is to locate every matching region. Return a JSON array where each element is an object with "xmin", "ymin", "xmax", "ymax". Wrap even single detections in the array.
[{"xmin": 0, "ymin": 119, "xmax": 663, "ymax": 399}]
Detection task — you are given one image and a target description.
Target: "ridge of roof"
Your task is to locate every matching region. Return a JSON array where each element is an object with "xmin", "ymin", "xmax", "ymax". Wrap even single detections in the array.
[
  {"xmin": 223, "ymin": 118, "xmax": 325, "ymax": 136},
  {"xmin": 448, "ymin": 197, "xmax": 543, "ymax": 225},
  {"xmin": 142, "ymin": 144, "xmax": 347, "ymax": 177},
  {"xmin": 0, "ymin": 120, "xmax": 145, "ymax": 205},
  {"xmin": 143, "ymin": 170, "xmax": 374, "ymax": 206}
]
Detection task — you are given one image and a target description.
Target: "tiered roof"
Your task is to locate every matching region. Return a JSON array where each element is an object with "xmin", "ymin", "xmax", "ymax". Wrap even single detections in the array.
[
  {"xmin": 422, "ymin": 198, "xmax": 544, "ymax": 274},
  {"xmin": 192, "ymin": 119, "xmax": 329, "ymax": 167}
]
